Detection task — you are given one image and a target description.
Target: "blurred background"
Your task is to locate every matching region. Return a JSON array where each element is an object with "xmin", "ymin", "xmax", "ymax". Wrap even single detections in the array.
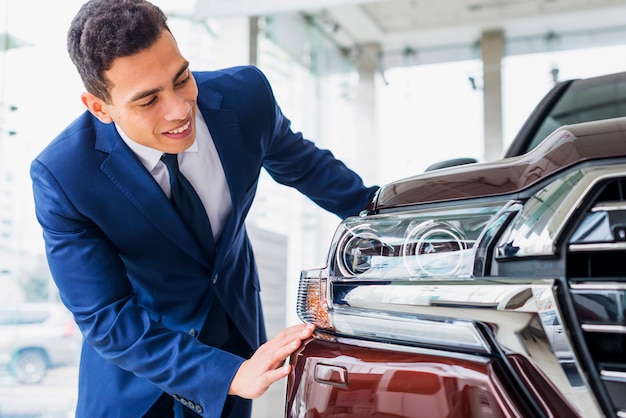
[{"xmin": 1, "ymin": 0, "xmax": 626, "ymax": 416}]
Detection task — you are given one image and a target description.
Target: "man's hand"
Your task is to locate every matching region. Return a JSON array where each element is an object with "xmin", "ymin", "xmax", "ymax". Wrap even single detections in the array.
[{"xmin": 228, "ymin": 323, "xmax": 314, "ymax": 399}]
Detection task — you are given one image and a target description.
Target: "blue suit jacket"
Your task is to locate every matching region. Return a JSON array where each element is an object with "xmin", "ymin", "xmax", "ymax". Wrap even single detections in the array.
[{"xmin": 31, "ymin": 66, "xmax": 377, "ymax": 417}]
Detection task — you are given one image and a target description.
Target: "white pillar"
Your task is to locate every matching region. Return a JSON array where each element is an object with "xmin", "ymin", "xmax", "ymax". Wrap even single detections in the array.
[
  {"xmin": 214, "ymin": 16, "xmax": 252, "ymax": 67},
  {"xmin": 481, "ymin": 29, "xmax": 504, "ymax": 161},
  {"xmin": 355, "ymin": 42, "xmax": 380, "ymax": 184}
]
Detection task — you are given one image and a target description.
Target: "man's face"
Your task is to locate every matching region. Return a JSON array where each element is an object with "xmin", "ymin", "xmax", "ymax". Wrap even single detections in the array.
[{"xmin": 85, "ymin": 30, "xmax": 199, "ymax": 154}]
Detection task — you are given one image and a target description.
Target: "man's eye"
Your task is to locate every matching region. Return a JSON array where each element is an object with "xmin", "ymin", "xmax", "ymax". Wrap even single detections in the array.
[
  {"xmin": 176, "ymin": 76, "xmax": 189, "ymax": 87},
  {"xmin": 140, "ymin": 97, "xmax": 157, "ymax": 107}
]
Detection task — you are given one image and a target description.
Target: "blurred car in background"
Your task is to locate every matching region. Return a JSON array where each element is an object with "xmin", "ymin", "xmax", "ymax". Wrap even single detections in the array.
[
  {"xmin": 0, "ymin": 302, "xmax": 81, "ymax": 384},
  {"xmin": 286, "ymin": 71, "xmax": 626, "ymax": 417}
]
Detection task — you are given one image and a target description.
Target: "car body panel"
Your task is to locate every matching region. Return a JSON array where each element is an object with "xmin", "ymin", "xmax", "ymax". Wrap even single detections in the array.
[
  {"xmin": 287, "ymin": 337, "xmax": 523, "ymax": 418},
  {"xmin": 287, "ymin": 337, "xmax": 584, "ymax": 418}
]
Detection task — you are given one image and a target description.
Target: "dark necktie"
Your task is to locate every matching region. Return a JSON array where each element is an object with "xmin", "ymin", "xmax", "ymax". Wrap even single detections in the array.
[
  {"xmin": 162, "ymin": 154, "xmax": 230, "ymax": 348},
  {"xmin": 161, "ymin": 153, "xmax": 215, "ymax": 260}
]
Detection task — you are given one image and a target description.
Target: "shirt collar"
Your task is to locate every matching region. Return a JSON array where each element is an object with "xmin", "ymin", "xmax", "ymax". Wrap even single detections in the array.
[{"xmin": 115, "ymin": 114, "xmax": 201, "ymax": 172}]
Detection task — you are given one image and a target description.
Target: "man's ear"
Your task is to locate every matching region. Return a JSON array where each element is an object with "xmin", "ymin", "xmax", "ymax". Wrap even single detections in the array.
[{"xmin": 81, "ymin": 92, "xmax": 113, "ymax": 124}]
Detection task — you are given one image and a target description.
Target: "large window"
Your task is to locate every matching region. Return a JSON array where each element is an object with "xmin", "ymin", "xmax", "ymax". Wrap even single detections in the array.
[{"xmin": 376, "ymin": 59, "xmax": 484, "ymax": 183}]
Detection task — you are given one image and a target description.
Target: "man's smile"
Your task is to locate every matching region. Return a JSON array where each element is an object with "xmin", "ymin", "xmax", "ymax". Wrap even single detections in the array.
[{"xmin": 167, "ymin": 119, "xmax": 191, "ymax": 135}]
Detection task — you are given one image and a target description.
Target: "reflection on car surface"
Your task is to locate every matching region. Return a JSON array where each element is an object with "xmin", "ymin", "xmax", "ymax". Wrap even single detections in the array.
[
  {"xmin": 286, "ymin": 71, "xmax": 626, "ymax": 418},
  {"xmin": 539, "ymin": 309, "xmax": 572, "ymax": 361},
  {"xmin": 0, "ymin": 303, "xmax": 81, "ymax": 384}
]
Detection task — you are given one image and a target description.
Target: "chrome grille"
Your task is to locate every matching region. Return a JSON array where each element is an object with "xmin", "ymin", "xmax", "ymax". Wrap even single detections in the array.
[{"xmin": 567, "ymin": 178, "xmax": 626, "ymax": 416}]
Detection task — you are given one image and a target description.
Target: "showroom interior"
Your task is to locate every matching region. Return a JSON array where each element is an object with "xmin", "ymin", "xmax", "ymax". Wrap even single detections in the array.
[{"xmin": 2, "ymin": 0, "xmax": 626, "ymax": 416}]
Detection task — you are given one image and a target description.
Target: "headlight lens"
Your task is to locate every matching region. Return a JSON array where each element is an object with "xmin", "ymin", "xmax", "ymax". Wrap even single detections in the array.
[
  {"xmin": 338, "ymin": 224, "xmax": 394, "ymax": 276},
  {"xmin": 333, "ymin": 201, "xmax": 510, "ymax": 279}
]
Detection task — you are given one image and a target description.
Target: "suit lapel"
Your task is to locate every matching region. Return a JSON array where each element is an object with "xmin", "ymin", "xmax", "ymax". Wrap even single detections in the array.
[
  {"xmin": 94, "ymin": 122, "xmax": 210, "ymax": 268},
  {"xmin": 196, "ymin": 84, "xmax": 251, "ymax": 270}
]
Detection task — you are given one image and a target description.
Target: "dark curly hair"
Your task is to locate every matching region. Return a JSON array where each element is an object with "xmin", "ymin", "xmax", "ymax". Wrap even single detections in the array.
[{"xmin": 67, "ymin": 0, "xmax": 170, "ymax": 102}]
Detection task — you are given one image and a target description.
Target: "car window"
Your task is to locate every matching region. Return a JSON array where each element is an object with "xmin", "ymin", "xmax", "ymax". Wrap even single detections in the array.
[{"xmin": 524, "ymin": 72, "xmax": 626, "ymax": 154}]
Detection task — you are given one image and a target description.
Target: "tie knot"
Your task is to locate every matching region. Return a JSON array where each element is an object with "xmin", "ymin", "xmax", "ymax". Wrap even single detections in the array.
[{"xmin": 161, "ymin": 153, "xmax": 179, "ymax": 176}]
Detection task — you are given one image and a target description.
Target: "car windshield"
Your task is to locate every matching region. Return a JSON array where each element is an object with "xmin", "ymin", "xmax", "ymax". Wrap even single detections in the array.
[{"xmin": 525, "ymin": 72, "xmax": 626, "ymax": 154}]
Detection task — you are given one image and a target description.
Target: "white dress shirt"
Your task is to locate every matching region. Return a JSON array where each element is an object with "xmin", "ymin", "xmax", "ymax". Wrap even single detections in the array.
[{"xmin": 116, "ymin": 111, "xmax": 232, "ymax": 241}]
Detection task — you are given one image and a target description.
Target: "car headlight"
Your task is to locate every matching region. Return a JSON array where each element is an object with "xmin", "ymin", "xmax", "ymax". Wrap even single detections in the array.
[
  {"xmin": 332, "ymin": 201, "xmax": 511, "ymax": 280},
  {"xmin": 297, "ymin": 200, "xmax": 520, "ymax": 351}
]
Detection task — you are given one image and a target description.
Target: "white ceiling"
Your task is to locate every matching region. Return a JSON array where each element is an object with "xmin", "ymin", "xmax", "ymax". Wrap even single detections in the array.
[
  {"xmin": 325, "ymin": 0, "xmax": 626, "ymax": 50},
  {"xmin": 195, "ymin": 0, "xmax": 626, "ymax": 65}
]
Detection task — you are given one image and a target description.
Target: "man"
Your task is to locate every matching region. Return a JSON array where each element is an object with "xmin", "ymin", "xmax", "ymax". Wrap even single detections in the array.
[{"xmin": 30, "ymin": 0, "xmax": 378, "ymax": 417}]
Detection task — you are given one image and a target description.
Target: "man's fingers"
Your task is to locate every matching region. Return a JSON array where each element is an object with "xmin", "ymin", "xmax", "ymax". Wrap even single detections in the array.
[
  {"xmin": 262, "ymin": 363, "xmax": 291, "ymax": 383},
  {"xmin": 257, "ymin": 324, "xmax": 314, "ymax": 369},
  {"xmin": 256, "ymin": 324, "xmax": 313, "ymax": 356},
  {"xmin": 271, "ymin": 338, "xmax": 302, "ymax": 364},
  {"xmin": 263, "ymin": 326, "xmax": 309, "ymax": 351},
  {"xmin": 275, "ymin": 323, "xmax": 315, "ymax": 342},
  {"xmin": 228, "ymin": 324, "xmax": 314, "ymax": 399}
]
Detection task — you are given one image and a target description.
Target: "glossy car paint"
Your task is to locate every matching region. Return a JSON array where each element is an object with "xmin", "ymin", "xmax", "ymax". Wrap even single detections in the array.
[{"xmin": 287, "ymin": 337, "xmax": 582, "ymax": 418}]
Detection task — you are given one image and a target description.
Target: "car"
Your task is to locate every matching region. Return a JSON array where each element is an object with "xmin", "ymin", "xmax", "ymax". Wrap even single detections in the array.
[
  {"xmin": 285, "ymin": 71, "xmax": 626, "ymax": 418},
  {"xmin": 0, "ymin": 302, "xmax": 82, "ymax": 384},
  {"xmin": 539, "ymin": 308, "xmax": 574, "ymax": 363}
]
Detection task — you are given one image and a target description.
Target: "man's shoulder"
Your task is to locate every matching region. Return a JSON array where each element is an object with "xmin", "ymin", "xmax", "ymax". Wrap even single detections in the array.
[
  {"xmin": 194, "ymin": 65, "xmax": 274, "ymax": 111},
  {"xmin": 34, "ymin": 111, "xmax": 101, "ymax": 164},
  {"xmin": 193, "ymin": 65, "xmax": 268, "ymax": 88}
]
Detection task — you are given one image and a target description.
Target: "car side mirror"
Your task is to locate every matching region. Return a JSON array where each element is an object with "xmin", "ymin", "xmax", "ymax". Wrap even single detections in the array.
[{"xmin": 424, "ymin": 157, "xmax": 478, "ymax": 172}]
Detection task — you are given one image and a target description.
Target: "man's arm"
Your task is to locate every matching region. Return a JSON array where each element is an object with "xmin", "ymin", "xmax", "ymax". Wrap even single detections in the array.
[{"xmin": 239, "ymin": 66, "xmax": 379, "ymax": 219}]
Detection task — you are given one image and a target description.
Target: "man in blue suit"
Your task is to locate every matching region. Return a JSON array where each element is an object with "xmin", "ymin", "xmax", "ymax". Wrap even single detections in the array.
[{"xmin": 30, "ymin": 0, "xmax": 378, "ymax": 417}]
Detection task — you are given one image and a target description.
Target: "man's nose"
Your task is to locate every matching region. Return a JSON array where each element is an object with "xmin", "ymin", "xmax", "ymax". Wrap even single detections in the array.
[{"xmin": 164, "ymin": 93, "xmax": 190, "ymax": 121}]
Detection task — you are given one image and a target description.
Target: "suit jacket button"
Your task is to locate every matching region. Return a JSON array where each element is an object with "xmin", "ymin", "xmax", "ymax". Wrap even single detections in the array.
[
  {"xmin": 194, "ymin": 404, "xmax": 203, "ymax": 413},
  {"xmin": 212, "ymin": 274, "xmax": 218, "ymax": 284},
  {"xmin": 189, "ymin": 328, "xmax": 196, "ymax": 337}
]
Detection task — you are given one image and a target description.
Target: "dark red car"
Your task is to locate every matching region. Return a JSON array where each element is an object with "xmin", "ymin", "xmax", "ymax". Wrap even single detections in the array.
[{"xmin": 286, "ymin": 71, "xmax": 626, "ymax": 418}]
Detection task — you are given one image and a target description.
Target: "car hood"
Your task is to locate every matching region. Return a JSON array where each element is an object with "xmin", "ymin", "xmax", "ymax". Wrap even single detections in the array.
[{"xmin": 368, "ymin": 116, "xmax": 626, "ymax": 212}]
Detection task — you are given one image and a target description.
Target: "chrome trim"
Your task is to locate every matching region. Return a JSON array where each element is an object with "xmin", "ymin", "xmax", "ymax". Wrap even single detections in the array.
[
  {"xmin": 332, "ymin": 333, "xmax": 494, "ymax": 363},
  {"xmin": 497, "ymin": 164, "xmax": 626, "ymax": 258},
  {"xmin": 569, "ymin": 242, "xmax": 626, "ymax": 252},
  {"xmin": 581, "ymin": 324, "xmax": 626, "ymax": 333},
  {"xmin": 314, "ymin": 363, "xmax": 348, "ymax": 388},
  {"xmin": 601, "ymin": 370, "xmax": 626, "ymax": 381},
  {"xmin": 474, "ymin": 202, "xmax": 523, "ymax": 276},
  {"xmin": 330, "ymin": 305, "xmax": 490, "ymax": 352},
  {"xmin": 571, "ymin": 282, "xmax": 626, "ymax": 291},
  {"xmin": 570, "ymin": 284, "xmax": 626, "ymax": 336},
  {"xmin": 328, "ymin": 278, "xmax": 604, "ymax": 417},
  {"xmin": 592, "ymin": 201, "xmax": 626, "ymax": 212}
]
